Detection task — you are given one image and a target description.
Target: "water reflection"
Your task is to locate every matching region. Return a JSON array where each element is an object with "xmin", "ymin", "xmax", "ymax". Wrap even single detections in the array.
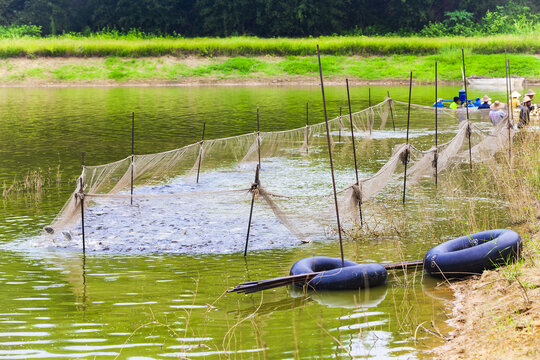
[
  {"xmin": 0, "ymin": 247, "xmax": 455, "ymax": 359},
  {"xmin": 290, "ymin": 286, "xmax": 388, "ymax": 309},
  {"xmin": 0, "ymin": 85, "xmax": 515, "ymax": 359}
]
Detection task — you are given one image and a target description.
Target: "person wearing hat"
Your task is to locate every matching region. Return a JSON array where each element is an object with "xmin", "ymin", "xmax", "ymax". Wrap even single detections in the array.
[
  {"xmin": 449, "ymin": 96, "xmax": 461, "ymax": 109},
  {"xmin": 518, "ymin": 95, "xmax": 532, "ymax": 128},
  {"xmin": 489, "ymin": 101, "xmax": 506, "ymax": 126},
  {"xmin": 473, "ymin": 97, "xmax": 481, "ymax": 107},
  {"xmin": 511, "ymin": 91, "xmax": 521, "ymax": 109},
  {"xmin": 525, "ymin": 89, "xmax": 535, "ymax": 102},
  {"xmin": 477, "ymin": 95, "xmax": 491, "ymax": 109},
  {"xmin": 433, "ymin": 98, "xmax": 444, "ymax": 108}
]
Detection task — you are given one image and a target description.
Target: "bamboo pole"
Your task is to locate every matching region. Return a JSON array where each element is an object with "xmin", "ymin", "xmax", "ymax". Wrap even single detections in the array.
[
  {"xmin": 196, "ymin": 122, "xmax": 206, "ymax": 183},
  {"xmin": 504, "ymin": 50, "xmax": 510, "ymax": 112},
  {"xmin": 317, "ymin": 44, "xmax": 344, "ymax": 267},
  {"xmin": 435, "ymin": 61, "xmax": 438, "ymax": 187},
  {"xmin": 305, "ymin": 102, "xmax": 309, "ymax": 154},
  {"xmin": 257, "ymin": 105, "xmax": 261, "ymax": 169},
  {"xmin": 346, "ymin": 79, "xmax": 363, "ymax": 226},
  {"xmin": 80, "ymin": 152, "xmax": 85, "ymax": 253},
  {"xmin": 403, "ymin": 72, "xmax": 412, "ymax": 205},
  {"xmin": 507, "ymin": 58, "xmax": 513, "ymax": 124},
  {"xmin": 229, "ymin": 260, "xmax": 424, "ymax": 293},
  {"xmin": 506, "ymin": 56, "xmax": 513, "ymax": 160},
  {"xmin": 130, "ymin": 112, "xmax": 134, "ymax": 205},
  {"xmin": 368, "ymin": 88, "xmax": 372, "ymax": 137},
  {"xmin": 504, "ymin": 51, "xmax": 511, "ymax": 158},
  {"xmin": 388, "ymin": 91, "xmax": 396, "ymax": 132},
  {"xmin": 461, "ymin": 49, "xmax": 472, "ymax": 170},
  {"xmin": 82, "ymin": 252, "xmax": 87, "ymax": 308},
  {"xmin": 338, "ymin": 107, "xmax": 342, "ymax": 143},
  {"xmin": 244, "ymin": 164, "xmax": 260, "ymax": 257}
]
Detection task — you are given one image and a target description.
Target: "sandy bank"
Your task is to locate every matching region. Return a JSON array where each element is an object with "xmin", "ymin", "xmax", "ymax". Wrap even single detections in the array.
[
  {"xmin": 434, "ymin": 228, "xmax": 540, "ymax": 359},
  {"xmin": 432, "ymin": 127, "xmax": 540, "ymax": 359}
]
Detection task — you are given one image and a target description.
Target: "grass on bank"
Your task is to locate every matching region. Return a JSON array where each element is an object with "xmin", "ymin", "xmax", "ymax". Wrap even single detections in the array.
[
  {"xmin": 2, "ymin": 52, "xmax": 540, "ymax": 83},
  {"xmin": 0, "ymin": 34, "xmax": 538, "ymax": 58}
]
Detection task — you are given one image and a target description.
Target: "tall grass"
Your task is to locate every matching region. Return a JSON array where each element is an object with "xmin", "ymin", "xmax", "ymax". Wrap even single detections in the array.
[{"xmin": 0, "ymin": 34, "xmax": 538, "ymax": 58}]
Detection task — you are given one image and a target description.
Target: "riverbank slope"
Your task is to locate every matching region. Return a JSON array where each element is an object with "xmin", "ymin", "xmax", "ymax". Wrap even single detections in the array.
[
  {"xmin": 1, "ymin": 54, "xmax": 539, "ymax": 86},
  {"xmin": 434, "ymin": 127, "xmax": 540, "ymax": 359}
]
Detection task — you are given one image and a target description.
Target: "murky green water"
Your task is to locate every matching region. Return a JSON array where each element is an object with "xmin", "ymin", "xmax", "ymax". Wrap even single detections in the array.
[{"xmin": 0, "ymin": 85, "xmax": 512, "ymax": 359}]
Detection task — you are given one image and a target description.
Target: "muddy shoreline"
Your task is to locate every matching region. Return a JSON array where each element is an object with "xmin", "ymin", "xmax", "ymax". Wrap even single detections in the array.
[
  {"xmin": 2, "ymin": 77, "xmax": 540, "ymax": 88},
  {"xmin": 0, "ymin": 76, "xmax": 462, "ymax": 88}
]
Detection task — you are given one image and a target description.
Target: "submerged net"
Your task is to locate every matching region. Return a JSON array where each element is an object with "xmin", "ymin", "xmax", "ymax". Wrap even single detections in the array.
[{"xmin": 44, "ymin": 98, "xmax": 515, "ymax": 253}]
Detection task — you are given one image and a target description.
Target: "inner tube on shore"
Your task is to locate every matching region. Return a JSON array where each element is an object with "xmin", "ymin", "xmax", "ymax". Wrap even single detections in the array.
[
  {"xmin": 289, "ymin": 256, "xmax": 387, "ymax": 291},
  {"xmin": 424, "ymin": 229, "xmax": 522, "ymax": 278}
]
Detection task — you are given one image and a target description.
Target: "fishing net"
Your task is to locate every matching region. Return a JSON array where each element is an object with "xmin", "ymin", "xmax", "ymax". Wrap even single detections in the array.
[{"xmin": 44, "ymin": 98, "xmax": 515, "ymax": 253}]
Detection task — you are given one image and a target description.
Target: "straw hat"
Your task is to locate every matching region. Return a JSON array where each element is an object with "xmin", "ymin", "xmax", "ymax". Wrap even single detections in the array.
[
  {"xmin": 511, "ymin": 90, "xmax": 521, "ymax": 98},
  {"xmin": 481, "ymin": 95, "xmax": 491, "ymax": 102},
  {"xmin": 490, "ymin": 101, "xmax": 505, "ymax": 110},
  {"xmin": 526, "ymin": 89, "xmax": 536, "ymax": 96},
  {"xmin": 437, "ymin": 98, "xmax": 443, "ymax": 102},
  {"xmin": 522, "ymin": 95, "xmax": 532, "ymax": 103}
]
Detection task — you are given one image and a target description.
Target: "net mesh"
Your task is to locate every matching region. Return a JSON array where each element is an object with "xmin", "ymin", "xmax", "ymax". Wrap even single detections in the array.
[{"xmin": 45, "ymin": 99, "xmax": 516, "ymax": 252}]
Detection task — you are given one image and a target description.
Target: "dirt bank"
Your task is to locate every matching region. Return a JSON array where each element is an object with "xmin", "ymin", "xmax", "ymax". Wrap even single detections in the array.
[
  {"xmin": 433, "ymin": 229, "xmax": 540, "ymax": 359},
  {"xmin": 0, "ymin": 56, "xmax": 539, "ymax": 87},
  {"xmin": 432, "ymin": 127, "xmax": 540, "ymax": 359}
]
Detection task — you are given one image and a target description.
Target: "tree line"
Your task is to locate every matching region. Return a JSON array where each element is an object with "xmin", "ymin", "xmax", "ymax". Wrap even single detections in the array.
[{"xmin": 0, "ymin": 0, "xmax": 538, "ymax": 37}]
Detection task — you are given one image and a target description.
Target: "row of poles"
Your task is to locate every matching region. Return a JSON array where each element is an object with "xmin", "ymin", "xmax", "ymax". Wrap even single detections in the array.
[
  {"xmin": 302, "ymin": 47, "xmax": 504, "ymax": 264},
  {"xmin": 76, "ymin": 47, "xmax": 515, "ymax": 260}
]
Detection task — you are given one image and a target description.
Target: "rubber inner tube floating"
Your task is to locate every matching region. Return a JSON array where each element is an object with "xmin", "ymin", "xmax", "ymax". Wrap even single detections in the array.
[
  {"xmin": 424, "ymin": 229, "xmax": 522, "ymax": 278},
  {"xmin": 289, "ymin": 256, "xmax": 388, "ymax": 291}
]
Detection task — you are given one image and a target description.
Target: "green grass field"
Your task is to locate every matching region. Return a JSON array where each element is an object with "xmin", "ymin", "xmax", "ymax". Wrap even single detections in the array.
[
  {"xmin": 2, "ymin": 52, "xmax": 539, "ymax": 83},
  {"xmin": 0, "ymin": 34, "xmax": 538, "ymax": 58},
  {"xmin": 1, "ymin": 35, "xmax": 538, "ymax": 83}
]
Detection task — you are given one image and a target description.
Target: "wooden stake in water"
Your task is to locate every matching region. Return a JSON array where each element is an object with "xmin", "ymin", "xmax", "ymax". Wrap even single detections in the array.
[
  {"xmin": 80, "ymin": 152, "xmax": 86, "ymax": 253},
  {"xmin": 317, "ymin": 44, "xmax": 344, "ymax": 267},
  {"xmin": 196, "ymin": 122, "xmax": 206, "ymax": 183},
  {"xmin": 244, "ymin": 164, "xmax": 260, "ymax": 258},
  {"xmin": 461, "ymin": 49, "xmax": 472, "ymax": 170},
  {"xmin": 257, "ymin": 105, "xmax": 261, "ymax": 169},
  {"xmin": 403, "ymin": 72, "xmax": 412, "ymax": 205},
  {"xmin": 346, "ymin": 79, "xmax": 363, "ymax": 226},
  {"xmin": 338, "ymin": 107, "xmax": 342, "ymax": 143},
  {"xmin": 82, "ymin": 253, "xmax": 87, "ymax": 308},
  {"xmin": 130, "ymin": 112, "xmax": 135, "ymax": 205},
  {"xmin": 434, "ymin": 61, "xmax": 438, "ymax": 187},
  {"xmin": 368, "ymin": 88, "xmax": 372, "ymax": 137},
  {"xmin": 305, "ymin": 102, "xmax": 309, "ymax": 154},
  {"xmin": 388, "ymin": 91, "xmax": 396, "ymax": 132}
]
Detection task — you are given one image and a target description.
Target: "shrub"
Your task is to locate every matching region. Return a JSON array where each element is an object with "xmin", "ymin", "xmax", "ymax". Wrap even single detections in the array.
[{"xmin": 0, "ymin": 25, "xmax": 42, "ymax": 38}]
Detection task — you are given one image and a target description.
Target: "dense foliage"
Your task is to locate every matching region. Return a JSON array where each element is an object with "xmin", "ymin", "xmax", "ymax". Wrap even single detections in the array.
[{"xmin": 0, "ymin": 0, "xmax": 538, "ymax": 37}]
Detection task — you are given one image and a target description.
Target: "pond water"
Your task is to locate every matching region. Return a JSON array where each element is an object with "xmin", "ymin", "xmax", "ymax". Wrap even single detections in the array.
[{"xmin": 0, "ymin": 85, "xmax": 512, "ymax": 359}]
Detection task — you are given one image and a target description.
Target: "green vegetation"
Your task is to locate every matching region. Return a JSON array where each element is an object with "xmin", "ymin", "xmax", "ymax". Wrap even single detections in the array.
[
  {"xmin": 2, "ymin": 52, "xmax": 539, "ymax": 83},
  {"xmin": 419, "ymin": 8, "xmax": 540, "ymax": 37},
  {"xmin": 0, "ymin": 0, "xmax": 538, "ymax": 37},
  {"xmin": 0, "ymin": 34, "xmax": 538, "ymax": 59}
]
